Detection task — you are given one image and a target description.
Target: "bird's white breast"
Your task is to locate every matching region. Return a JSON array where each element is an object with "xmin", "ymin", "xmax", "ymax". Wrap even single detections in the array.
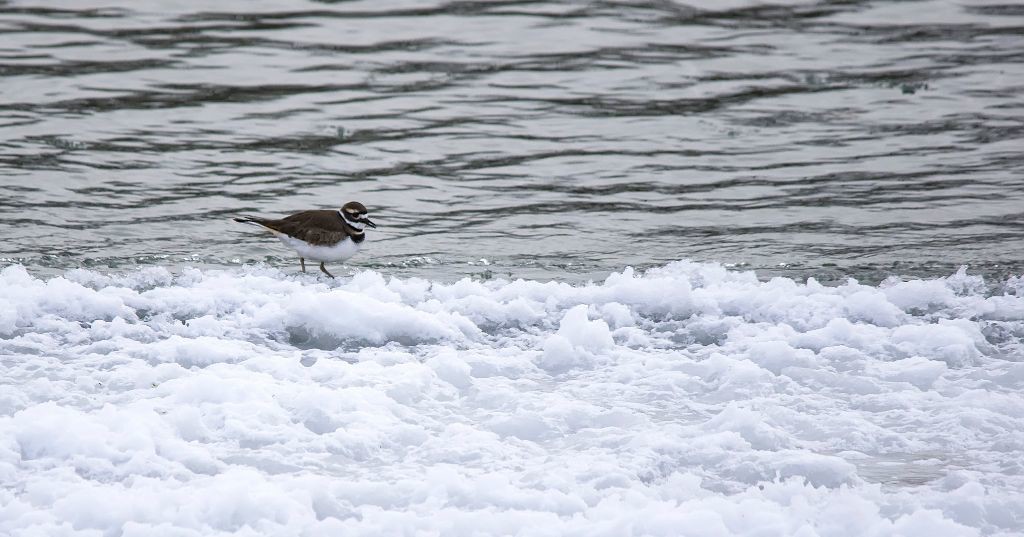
[{"xmin": 278, "ymin": 235, "xmax": 361, "ymax": 262}]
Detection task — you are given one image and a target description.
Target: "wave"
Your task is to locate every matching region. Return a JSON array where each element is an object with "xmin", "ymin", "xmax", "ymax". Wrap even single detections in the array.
[{"xmin": 1, "ymin": 260, "xmax": 1022, "ymax": 535}]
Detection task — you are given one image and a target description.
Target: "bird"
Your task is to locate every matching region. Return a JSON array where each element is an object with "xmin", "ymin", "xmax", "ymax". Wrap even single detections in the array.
[{"xmin": 233, "ymin": 201, "xmax": 376, "ymax": 278}]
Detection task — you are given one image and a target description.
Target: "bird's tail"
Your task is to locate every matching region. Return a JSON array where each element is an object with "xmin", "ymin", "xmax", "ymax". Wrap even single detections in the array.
[{"xmin": 233, "ymin": 216, "xmax": 285, "ymax": 237}]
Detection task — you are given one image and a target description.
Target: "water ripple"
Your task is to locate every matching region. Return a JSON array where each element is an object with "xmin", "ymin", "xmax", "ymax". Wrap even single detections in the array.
[{"xmin": 0, "ymin": 0, "xmax": 1022, "ymax": 283}]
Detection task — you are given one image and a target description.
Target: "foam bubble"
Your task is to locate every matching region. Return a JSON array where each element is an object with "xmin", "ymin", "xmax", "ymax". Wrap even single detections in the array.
[{"xmin": 1, "ymin": 261, "xmax": 1021, "ymax": 535}]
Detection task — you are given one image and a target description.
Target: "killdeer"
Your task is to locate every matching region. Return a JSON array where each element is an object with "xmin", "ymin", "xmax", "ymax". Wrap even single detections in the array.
[{"xmin": 233, "ymin": 201, "xmax": 376, "ymax": 278}]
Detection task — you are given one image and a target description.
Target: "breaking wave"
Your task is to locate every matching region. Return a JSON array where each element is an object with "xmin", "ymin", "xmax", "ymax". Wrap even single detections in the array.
[{"xmin": 1, "ymin": 261, "xmax": 1022, "ymax": 536}]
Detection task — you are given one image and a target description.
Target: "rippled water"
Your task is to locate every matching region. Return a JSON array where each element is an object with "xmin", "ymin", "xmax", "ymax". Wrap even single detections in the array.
[{"xmin": 2, "ymin": 0, "xmax": 1023, "ymax": 282}]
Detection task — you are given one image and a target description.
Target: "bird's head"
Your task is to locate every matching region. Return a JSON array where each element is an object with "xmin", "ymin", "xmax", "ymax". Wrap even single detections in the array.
[{"xmin": 340, "ymin": 201, "xmax": 376, "ymax": 230}]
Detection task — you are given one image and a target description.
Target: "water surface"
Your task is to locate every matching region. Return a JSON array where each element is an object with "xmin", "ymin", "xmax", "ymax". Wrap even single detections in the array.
[{"xmin": 1, "ymin": 0, "xmax": 1023, "ymax": 283}]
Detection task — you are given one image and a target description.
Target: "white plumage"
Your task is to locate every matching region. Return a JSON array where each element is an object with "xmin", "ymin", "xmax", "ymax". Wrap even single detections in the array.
[{"xmin": 277, "ymin": 234, "xmax": 361, "ymax": 262}]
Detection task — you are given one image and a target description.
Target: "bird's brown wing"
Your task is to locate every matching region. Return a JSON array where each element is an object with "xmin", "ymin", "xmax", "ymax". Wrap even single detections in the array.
[{"xmin": 260, "ymin": 210, "xmax": 353, "ymax": 246}]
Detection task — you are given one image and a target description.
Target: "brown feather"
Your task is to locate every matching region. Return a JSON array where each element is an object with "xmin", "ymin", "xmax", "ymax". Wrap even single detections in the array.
[{"xmin": 244, "ymin": 210, "xmax": 364, "ymax": 246}]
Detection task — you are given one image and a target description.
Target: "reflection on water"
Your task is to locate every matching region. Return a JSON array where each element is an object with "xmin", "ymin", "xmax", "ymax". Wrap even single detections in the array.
[{"xmin": 1, "ymin": 0, "xmax": 1023, "ymax": 283}]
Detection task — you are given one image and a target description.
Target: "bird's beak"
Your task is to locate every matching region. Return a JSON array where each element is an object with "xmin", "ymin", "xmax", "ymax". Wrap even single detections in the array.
[{"xmin": 363, "ymin": 218, "xmax": 377, "ymax": 228}]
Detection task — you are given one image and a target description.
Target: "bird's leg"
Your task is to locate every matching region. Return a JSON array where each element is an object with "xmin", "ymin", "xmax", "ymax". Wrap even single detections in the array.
[
  {"xmin": 300, "ymin": 258, "xmax": 306, "ymax": 273},
  {"xmin": 319, "ymin": 262, "xmax": 335, "ymax": 279}
]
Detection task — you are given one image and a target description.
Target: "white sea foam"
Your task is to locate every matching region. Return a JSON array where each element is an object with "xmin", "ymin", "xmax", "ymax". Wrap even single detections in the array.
[{"xmin": 1, "ymin": 261, "xmax": 1022, "ymax": 536}]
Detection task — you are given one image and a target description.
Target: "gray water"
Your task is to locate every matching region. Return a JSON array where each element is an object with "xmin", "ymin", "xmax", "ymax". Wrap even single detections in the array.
[{"xmin": 2, "ymin": 0, "xmax": 1023, "ymax": 283}]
